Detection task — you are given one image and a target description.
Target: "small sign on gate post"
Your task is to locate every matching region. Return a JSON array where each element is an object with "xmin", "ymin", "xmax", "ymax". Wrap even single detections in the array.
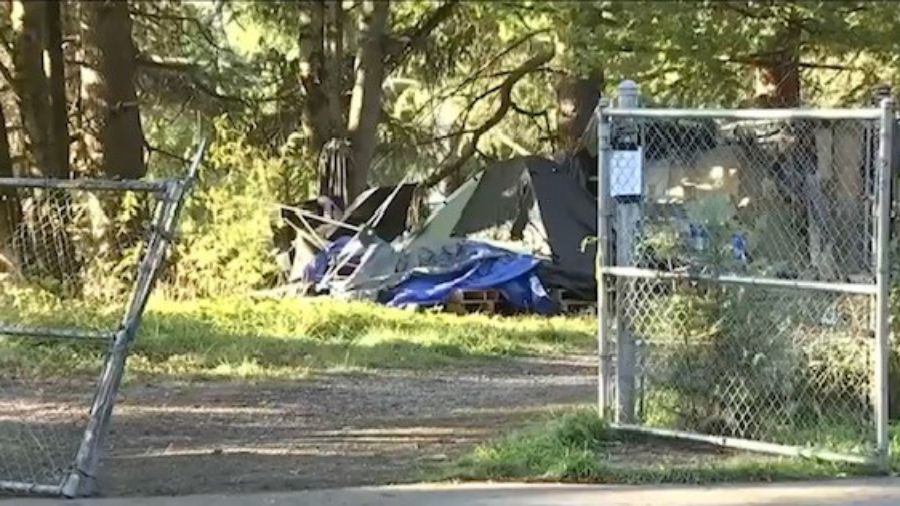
[{"xmin": 609, "ymin": 148, "xmax": 643, "ymax": 198}]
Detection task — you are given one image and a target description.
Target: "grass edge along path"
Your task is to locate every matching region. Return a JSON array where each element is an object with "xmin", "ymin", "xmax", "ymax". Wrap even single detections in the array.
[
  {"xmin": 435, "ymin": 410, "xmax": 891, "ymax": 485},
  {"xmin": 0, "ymin": 295, "xmax": 595, "ymax": 381}
]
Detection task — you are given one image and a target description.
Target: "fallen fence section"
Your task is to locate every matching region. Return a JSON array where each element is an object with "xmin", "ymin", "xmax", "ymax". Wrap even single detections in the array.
[{"xmin": 0, "ymin": 142, "xmax": 205, "ymax": 497}]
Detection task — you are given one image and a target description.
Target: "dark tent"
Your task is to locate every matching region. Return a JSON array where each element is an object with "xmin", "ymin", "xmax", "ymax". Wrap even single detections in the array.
[
  {"xmin": 423, "ymin": 156, "xmax": 598, "ymax": 298},
  {"xmin": 527, "ymin": 158, "xmax": 598, "ymax": 298}
]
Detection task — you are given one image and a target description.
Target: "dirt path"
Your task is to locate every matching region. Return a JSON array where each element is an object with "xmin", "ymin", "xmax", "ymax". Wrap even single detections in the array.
[{"xmin": 96, "ymin": 355, "xmax": 596, "ymax": 497}]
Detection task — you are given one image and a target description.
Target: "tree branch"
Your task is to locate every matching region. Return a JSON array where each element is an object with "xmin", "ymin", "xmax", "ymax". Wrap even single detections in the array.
[
  {"xmin": 449, "ymin": 29, "xmax": 551, "ymax": 96},
  {"xmin": 721, "ymin": 53, "xmax": 864, "ymax": 72},
  {"xmin": 145, "ymin": 141, "xmax": 190, "ymax": 164},
  {"xmin": 136, "ymin": 56, "xmax": 250, "ymax": 105},
  {"xmin": 384, "ymin": 0, "xmax": 460, "ymax": 72},
  {"xmin": 510, "ymin": 98, "xmax": 548, "ymax": 118},
  {"xmin": 720, "ymin": 3, "xmax": 771, "ymax": 20},
  {"xmin": 797, "ymin": 61, "xmax": 864, "ymax": 71},
  {"xmin": 424, "ymin": 48, "xmax": 554, "ymax": 188},
  {"xmin": 406, "ymin": 29, "xmax": 552, "ymax": 124},
  {"xmin": 130, "ymin": 6, "xmax": 224, "ymax": 54}
]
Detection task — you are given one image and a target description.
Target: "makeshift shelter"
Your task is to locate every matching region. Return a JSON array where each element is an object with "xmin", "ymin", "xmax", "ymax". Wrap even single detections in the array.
[
  {"xmin": 408, "ymin": 155, "xmax": 598, "ymax": 298},
  {"xmin": 334, "ymin": 156, "xmax": 598, "ymax": 304},
  {"xmin": 320, "ymin": 183, "xmax": 417, "ymax": 242},
  {"xmin": 272, "ymin": 153, "xmax": 598, "ymax": 312},
  {"xmin": 274, "ymin": 183, "xmax": 417, "ymax": 287}
]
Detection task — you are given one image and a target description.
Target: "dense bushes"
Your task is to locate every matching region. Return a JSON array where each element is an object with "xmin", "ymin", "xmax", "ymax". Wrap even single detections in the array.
[{"xmin": 161, "ymin": 122, "xmax": 315, "ymax": 299}]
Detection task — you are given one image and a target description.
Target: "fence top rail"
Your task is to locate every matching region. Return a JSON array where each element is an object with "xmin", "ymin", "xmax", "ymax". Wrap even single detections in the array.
[
  {"xmin": 0, "ymin": 177, "xmax": 173, "ymax": 193},
  {"xmin": 602, "ymin": 107, "xmax": 882, "ymax": 121}
]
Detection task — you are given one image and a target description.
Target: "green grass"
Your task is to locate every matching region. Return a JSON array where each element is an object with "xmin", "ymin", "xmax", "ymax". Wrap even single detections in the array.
[
  {"xmin": 0, "ymin": 294, "xmax": 594, "ymax": 381},
  {"xmin": 437, "ymin": 410, "xmax": 881, "ymax": 485}
]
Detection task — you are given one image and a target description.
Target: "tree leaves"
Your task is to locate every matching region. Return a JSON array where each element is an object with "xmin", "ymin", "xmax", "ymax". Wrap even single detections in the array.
[{"xmin": 122, "ymin": 0, "xmax": 900, "ymax": 188}]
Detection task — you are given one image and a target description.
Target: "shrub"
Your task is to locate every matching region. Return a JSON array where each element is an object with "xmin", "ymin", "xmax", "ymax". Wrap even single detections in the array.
[{"xmin": 161, "ymin": 120, "xmax": 315, "ymax": 299}]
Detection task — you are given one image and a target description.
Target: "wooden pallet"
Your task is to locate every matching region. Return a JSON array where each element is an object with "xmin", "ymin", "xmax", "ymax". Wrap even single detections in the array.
[
  {"xmin": 559, "ymin": 299, "xmax": 596, "ymax": 314},
  {"xmin": 445, "ymin": 289, "xmax": 502, "ymax": 315},
  {"xmin": 552, "ymin": 289, "xmax": 596, "ymax": 314}
]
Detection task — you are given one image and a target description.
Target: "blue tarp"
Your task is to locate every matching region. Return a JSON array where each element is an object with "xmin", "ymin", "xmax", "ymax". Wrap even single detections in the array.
[
  {"xmin": 382, "ymin": 242, "xmax": 555, "ymax": 314},
  {"xmin": 302, "ymin": 235, "xmax": 352, "ymax": 285}
]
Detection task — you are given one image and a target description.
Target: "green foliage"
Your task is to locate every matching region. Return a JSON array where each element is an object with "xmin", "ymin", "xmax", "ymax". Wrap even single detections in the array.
[
  {"xmin": 633, "ymin": 280, "xmax": 873, "ymax": 447},
  {"xmin": 629, "ymin": 193, "xmax": 874, "ymax": 440},
  {"xmin": 164, "ymin": 120, "xmax": 315, "ymax": 298},
  {"xmin": 123, "ymin": 1, "xmax": 900, "ymax": 300},
  {"xmin": 441, "ymin": 410, "xmax": 865, "ymax": 483},
  {"xmin": 448, "ymin": 410, "xmax": 610, "ymax": 481},
  {"xmin": 557, "ymin": 1, "xmax": 900, "ymax": 107},
  {"xmin": 636, "ymin": 194, "xmax": 746, "ymax": 274}
]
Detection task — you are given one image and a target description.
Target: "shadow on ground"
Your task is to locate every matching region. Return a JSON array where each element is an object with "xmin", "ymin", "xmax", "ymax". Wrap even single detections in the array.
[{"xmin": 91, "ymin": 357, "xmax": 596, "ymax": 496}]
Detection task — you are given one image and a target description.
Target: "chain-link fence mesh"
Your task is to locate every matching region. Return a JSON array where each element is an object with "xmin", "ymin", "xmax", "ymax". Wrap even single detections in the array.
[
  {"xmin": 0, "ymin": 180, "xmax": 179, "ymax": 495},
  {"xmin": 600, "ymin": 109, "xmax": 888, "ymax": 462},
  {"xmin": 620, "ymin": 279, "xmax": 875, "ymax": 453}
]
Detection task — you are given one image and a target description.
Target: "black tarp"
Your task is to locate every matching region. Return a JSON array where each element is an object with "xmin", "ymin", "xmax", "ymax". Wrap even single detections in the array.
[
  {"xmin": 527, "ymin": 158, "xmax": 597, "ymax": 298},
  {"xmin": 324, "ymin": 183, "xmax": 417, "ymax": 241}
]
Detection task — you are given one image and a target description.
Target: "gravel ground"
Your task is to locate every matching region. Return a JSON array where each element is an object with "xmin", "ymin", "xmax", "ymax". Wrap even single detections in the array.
[{"xmin": 91, "ymin": 355, "xmax": 597, "ymax": 496}]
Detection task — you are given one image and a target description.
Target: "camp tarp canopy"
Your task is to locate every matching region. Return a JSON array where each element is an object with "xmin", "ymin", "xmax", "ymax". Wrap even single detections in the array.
[
  {"xmin": 409, "ymin": 155, "xmax": 598, "ymax": 297},
  {"xmin": 294, "ymin": 155, "xmax": 598, "ymax": 304},
  {"xmin": 409, "ymin": 176, "xmax": 481, "ymax": 246}
]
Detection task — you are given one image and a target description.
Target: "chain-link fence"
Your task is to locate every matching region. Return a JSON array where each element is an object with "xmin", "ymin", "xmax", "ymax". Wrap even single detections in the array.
[
  {"xmin": 0, "ymin": 145, "xmax": 203, "ymax": 497},
  {"xmin": 597, "ymin": 102, "xmax": 894, "ymax": 467}
]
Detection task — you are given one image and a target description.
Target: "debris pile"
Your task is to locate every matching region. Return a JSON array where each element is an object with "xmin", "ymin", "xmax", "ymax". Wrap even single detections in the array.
[{"xmin": 271, "ymin": 156, "xmax": 598, "ymax": 315}]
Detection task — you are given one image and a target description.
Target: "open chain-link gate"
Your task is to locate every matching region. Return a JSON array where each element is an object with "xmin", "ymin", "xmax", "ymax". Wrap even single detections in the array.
[
  {"xmin": 0, "ymin": 143, "xmax": 205, "ymax": 497},
  {"xmin": 596, "ymin": 90, "xmax": 894, "ymax": 468}
]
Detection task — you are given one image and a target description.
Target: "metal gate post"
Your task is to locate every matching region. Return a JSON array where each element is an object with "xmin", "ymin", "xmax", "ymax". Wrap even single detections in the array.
[
  {"xmin": 613, "ymin": 80, "xmax": 641, "ymax": 423},
  {"xmin": 875, "ymin": 98, "xmax": 894, "ymax": 470},
  {"xmin": 597, "ymin": 98, "xmax": 613, "ymax": 418}
]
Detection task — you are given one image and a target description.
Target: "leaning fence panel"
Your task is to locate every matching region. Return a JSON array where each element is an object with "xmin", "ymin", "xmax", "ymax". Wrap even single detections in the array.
[
  {"xmin": 598, "ymin": 104, "xmax": 892, "ymax": 467},
  {"xmin": 0, "ymin": 145, "xmax": 202, "ymax": 497},
  {"xmin": 0, "ymin": 184, "xmax": 159, "ymax": 495}
]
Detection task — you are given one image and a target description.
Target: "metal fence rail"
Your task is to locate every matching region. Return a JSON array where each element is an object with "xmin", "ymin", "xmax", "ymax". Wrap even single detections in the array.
[
  {"xmin": 0, "ymin": 143, "xmax": 204, "ymax": 497},
  {"xmin": 596, "ymin": 86, "xmax": 893, "ymax": 468}
]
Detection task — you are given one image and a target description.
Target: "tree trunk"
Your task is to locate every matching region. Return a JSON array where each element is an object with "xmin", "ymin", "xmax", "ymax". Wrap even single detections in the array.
[
  {"xmin": 0, "ymin": 107, "xmax": 13, "ymax": 179},
  {"xmin": 556, "ymin": 72, "xmax": 602, "ymax": 154},
  {"xmin": 80, "ymin": 0, "xmax": 145, "ymax": 179},
  {"xmin": 324, "ymin": 0, "xmax": 345, "ymax": 137},
  {"xmin": 299, "ymin": 1, "xmax": 341, "ymax": 153},
  {"xmin": 758, "ymin": 23, "xmax": 842, "ymax": 280},
  {"xmin": 752, "ymin": 22, "xmax": 801, "ymax": 108},
  {"xmin": 44, "ymin": 0, "xmax": 69, "ymax": 178},
  {"xmin": 10, "ymin": 1, "xmax": 69, "ymax": 177},
  {"xmin": 11, "ymin": 0, "xmax": 52, "ymax": 173},
  {"xmin": 346, "ymin": 0, "xmax": 389, "ymax": 200},
  {"xmin": 299, "ymin": 1, "xmax": 352, "ymax": 205},
  {"xmin": 0, "ymin": 103, "xmax": 21, "ymax": 273},
  {"xmin": 751, "ymin": 21, "xmax": 845, "ymax": 280}
]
